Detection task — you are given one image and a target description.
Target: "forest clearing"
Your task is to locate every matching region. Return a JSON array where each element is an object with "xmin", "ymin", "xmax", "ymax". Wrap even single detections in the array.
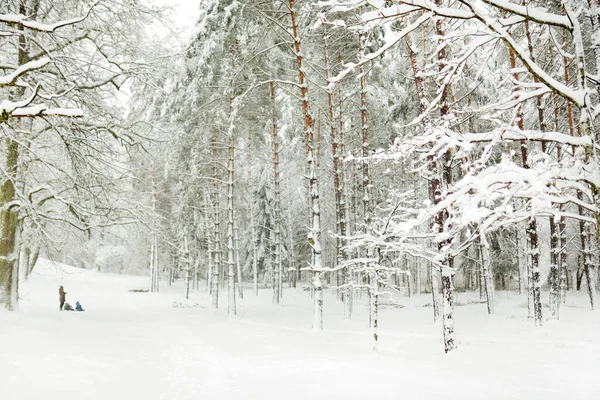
[{"xmin": 1, "ymin": 259, "xmax": 599, "ymax": 400}]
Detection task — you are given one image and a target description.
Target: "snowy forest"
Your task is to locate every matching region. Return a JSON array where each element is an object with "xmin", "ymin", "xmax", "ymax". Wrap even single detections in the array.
[{"xmin": 1, "ymin": 0, "xmax": 600, "ymax": 397}]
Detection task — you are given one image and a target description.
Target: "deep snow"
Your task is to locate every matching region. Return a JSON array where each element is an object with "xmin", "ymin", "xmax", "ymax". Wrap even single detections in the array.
[{"xmin": 1, "ymin": 259, "xmax": 599, "ymax": 400}]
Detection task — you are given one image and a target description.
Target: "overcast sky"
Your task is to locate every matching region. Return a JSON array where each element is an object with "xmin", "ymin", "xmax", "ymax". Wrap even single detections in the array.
[{"xmin": 151, "ymin": 0, "xmax": 200, "ymax": 37}]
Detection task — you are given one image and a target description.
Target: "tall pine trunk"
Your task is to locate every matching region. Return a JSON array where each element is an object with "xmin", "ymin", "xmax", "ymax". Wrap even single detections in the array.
[{"xmin": 288, "ymin": 0, "xmax": 324, "ymax": 329}]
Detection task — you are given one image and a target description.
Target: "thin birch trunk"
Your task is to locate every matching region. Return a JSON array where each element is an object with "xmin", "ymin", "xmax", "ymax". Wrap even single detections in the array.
[
  {"xmin": 509, "ymin": 45, "xmax": 541, "ymax": 326},
  {"xmin": 271, "ymin": 81, "xmax": 282, "ymax": 305},
  {"xmin": 416, "ymin": 258, "xmax": 422, "ymax": 296},
  {"xmin": 226, "ymin": 128, "xmax": 236, "ymax": 315},
  {"xmin": 480, "ymin": 233, "xmax": 495, "ymax": 314},
  {"xmin": 250, "ymin": 193, "xmax": 258, "ymax": 296},
  {"xmin": 371, "ymin": 249, "xmax": 380, "ymax": 352},
  {"xmin": 525, "ymin": 21, "xmax": 559, "ymax": 319},
  {"xmin": 204, "ymin": 191, "xmax": 213, "ymax": 293},
  {"xmin": 434, "ymin": 4, "xmax": 456, "ymax": 351},
  {"xmin": 358, "ymin": 31, "xmax": 377, "ymax": 329},
  {"xmin": 551, "ymin": 72, "xmax": 568, "ymax": 304},
  {"xmin": 431, "ymin": 265, "xmax": 440, "ymax": 321},
  {"xmin": 338, "ymin": 55, "xmax": 353, "ymax": 319},
  {"xmin": 211, "ymin": 139, "xmax": 221, "ymax": 309},
  {"xmin": 321, "ymin": 18, "xmax": 347, "ymax": 306},
  {"xmin": 234, "ymin": 220, "xmax": 243, "ymax": 298},
  {"xmin": 516, "ymin": 224, "xmax": 525, "ymax": 296},
  {"xmin": 184, "ymin": 233, "xmax": 190, "ymax": 300},
  {"xmin": 287, "ymin": 208, "xmax": 296, "ymax": 288}
]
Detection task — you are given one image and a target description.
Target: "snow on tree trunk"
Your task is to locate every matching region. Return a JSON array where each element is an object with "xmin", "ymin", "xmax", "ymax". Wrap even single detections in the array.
[
  {"xmin": 567, "ymin": 3, "xmax": 600, "ymax": 257},
  {"xmin": 430, "ymin": 266, "xmax": 440, "ymax": 322},
  {"xmin": 358, "ymin": 30, "xmax": 376, "ymax": 329},
  {"xmin": 205, "ymin": 192, "xmax": 213, "ymax": 294},
  {"xmin": 149, "ymin": 173, "xmax": 160, "ymax": 293},
  {"xmin": 250, "ymin": 192, "xmax": 259, "ymax": 296},
  {"xmin": 441, "ymin": 268, "xmax": 455, "ymax": 353},
  {"xmin": 416, "ymin": 258, "xmax": 422, "ymax": 296},
  {"xmin": 288, "ymin": 0, "xmax": 324, "ymax": 330},
  {"xmin": 371, "ymin": 258, "xmax": 379, "ymax": 352},
  {"xmin": 227, "ymin": 128, "xmax": 236, "ymax": 316},
  {"xmin": 184, "ymin": 233, "xmax": 190, "ymax": 300},
  {"xmin": 287, "ymin": 209, "xmax": 296, "ymax": 288},
  {"xmin": 338, "ymin": 55, "xmax": 352, "ymax": 319},
  {"xmin": 528, "ymin": 218, "xmax": 543, "ymax": 327},
  {"xmin": 21, "ymin": 246, "xmax": 30, "ymax": 281},
  {"xmin": 549, "ymin": 216, "xmax": 560, "ymax": 319},
  {"xmin": 10, "ymin": 225, "xmax": 21, "ymax": 311},
  {"xmin": 211, "ymin": 141, "xmax": 222, "ymax": 308},
  {"xmin": 479, "ymin": 233, "xmax": 495, "ymax": 315},
  {"xmin": 510, "ymin": 39, "xmax": 542, "ymax": 325},
  {"xmin": 581, "ymin": 219, "xmax": 597, "ymax": 311},
  {"xmin": 321, "ymin": 16, "xmax": 348, "ymax": 309},
  {"xmin": 516, "ymin": 228, "xmax": 526, "ymax": 296},
  {"xmin": 271, "ymin": 81, "xmax": 282, "ymax": 305},
  {"xmin": 434, "ymin": 3, "xmax": 456, "ymax": 351},
  {"xmin": 524, "ymin": 18, "xmax": 559, "ymax": 320},
  {"xmin": 559, "ymin": 217, "xmax": 568, "ymax": 304},
  {"xmin": 234, "ymin": 220, "xmax": 243, "ymax": 299}
]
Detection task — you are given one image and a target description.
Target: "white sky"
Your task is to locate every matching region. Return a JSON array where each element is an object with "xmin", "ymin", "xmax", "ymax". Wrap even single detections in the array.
[{"xmin": 151, "ymin": 0, "xmax": 200, "ymax": 37}]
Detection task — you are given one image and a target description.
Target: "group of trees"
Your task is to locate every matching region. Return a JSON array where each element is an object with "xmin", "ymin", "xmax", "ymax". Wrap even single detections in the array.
[
  {"xmin": 2, "ymin": 0, "xmax": 599, "ymax": 354},
  {"xmin": 0, "ymin": 0, "xmax": 165, "ymax": 308}
]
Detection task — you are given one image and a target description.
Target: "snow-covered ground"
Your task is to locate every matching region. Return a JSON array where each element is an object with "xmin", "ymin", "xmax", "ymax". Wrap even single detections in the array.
[{"xmin": 1, "ymin": 259, "xmax": 599, "ymax": 400}]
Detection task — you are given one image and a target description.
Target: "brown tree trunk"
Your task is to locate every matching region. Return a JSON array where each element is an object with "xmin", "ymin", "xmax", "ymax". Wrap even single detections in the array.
[{"xmin": 288, "ymin": 0, "xmax": 324, "ymax": 329}]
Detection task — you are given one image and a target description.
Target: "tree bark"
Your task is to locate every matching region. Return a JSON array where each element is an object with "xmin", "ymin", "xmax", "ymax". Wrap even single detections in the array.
[
  {"xmin": 480, "ymin": 233, "xmax": 495, "ymax": 315},
  {"xmin": 288, "ymin": 0, "xmax": 324, "ymax": 330},
  {"xmin": 271, "ymin": 81, "xmax": 282, "ymax": 305}
]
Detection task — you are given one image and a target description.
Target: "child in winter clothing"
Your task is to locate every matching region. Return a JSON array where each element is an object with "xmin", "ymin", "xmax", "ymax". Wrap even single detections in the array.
[
  {"xmin": 59, "ymin": 286, "xmax": 67, "ymax": 310},
  {"xmin": 75, "ymin": 301, "xmax": 84, "ymax": 311}
]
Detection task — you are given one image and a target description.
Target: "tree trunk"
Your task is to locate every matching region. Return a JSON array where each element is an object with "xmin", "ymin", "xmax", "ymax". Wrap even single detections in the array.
[
  {"xmin": 516, "ymin": 227, "xmax": 525, "ymax": 296},
  {"xmin": 211, "ymin": 140, "xmax": 222, "ymax": 308},
  {"xmin": 287, "ymin": 208, "xmax": 296, "ymax": 288},
  {"xmin": 431, "ymin": 266, "xmax": 440, "ymax": 322},
  {"xmin": 234, "ymin": 220, "xmax": 243, "ymax": 299},
  {"xmin": 271, "ymin": 81, "xmax": 282, "ymax": 305},
  {"xmin": 0, "ymin": 133, "xmax": 20, "ymax": 309},
  {"xmin": 416, "ymin": 258, "xmax": 422, "ymax": 296},
  {"xmin": 205, "ymin": 191, "xmax": 213, "ymax": 293},
  {"xmin": 480, "ymin": 233, "xmax": 495, "ymax": 315},
  {"xmin": 226, "ymin": 132, "xmax": 236, "ymax": 315},
  {"xmin": 288, "ymin": 0, "xmax": 324, "ymax": 330},
  {"xmin": 27, "ymin": 245, "xmax": 40, "ymax": 278},
  {"xmin": 184, "ymin": 233, "xmax": 190, "ymax": 300},
  {"xmin": 338, "ymin": 55, "xmax": 353, "ymax": 319}
]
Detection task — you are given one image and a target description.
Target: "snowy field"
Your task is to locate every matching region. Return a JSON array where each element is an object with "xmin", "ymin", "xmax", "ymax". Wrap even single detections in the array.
[{"xmin": 1, "ymin": 259, "xmax": 599, "ymax": 400}]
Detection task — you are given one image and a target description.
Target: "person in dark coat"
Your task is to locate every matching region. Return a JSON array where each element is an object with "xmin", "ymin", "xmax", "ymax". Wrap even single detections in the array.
[
  {"xmin": 75, "ymin": 301, "xmax": 84, "ymax": 311},
  {"xmin": 59, "ymin": 286, "xmax": 67, "ymax": 310}
]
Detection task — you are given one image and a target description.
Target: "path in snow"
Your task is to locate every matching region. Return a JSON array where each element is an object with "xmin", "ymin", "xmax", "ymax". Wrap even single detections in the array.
[{"xmin": 1, "ymin": 259, "xmax": 599, "ymax": 400}]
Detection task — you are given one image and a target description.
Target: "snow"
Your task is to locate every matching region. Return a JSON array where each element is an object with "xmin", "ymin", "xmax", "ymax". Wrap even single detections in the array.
[
  {"xmin": 1, "ymin": 259, "xmax": 600, "ymax": 399},
  {"xmin": 0, "ymin": 6, "xmax": 96, "ymax": 32},
  {"xmin": 10, "ymin": 105, "xmax": 84, "ymax": 117},
  {"xmin": 0, "ymin": 58, "xmax": 50, "ymax": 86}
]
